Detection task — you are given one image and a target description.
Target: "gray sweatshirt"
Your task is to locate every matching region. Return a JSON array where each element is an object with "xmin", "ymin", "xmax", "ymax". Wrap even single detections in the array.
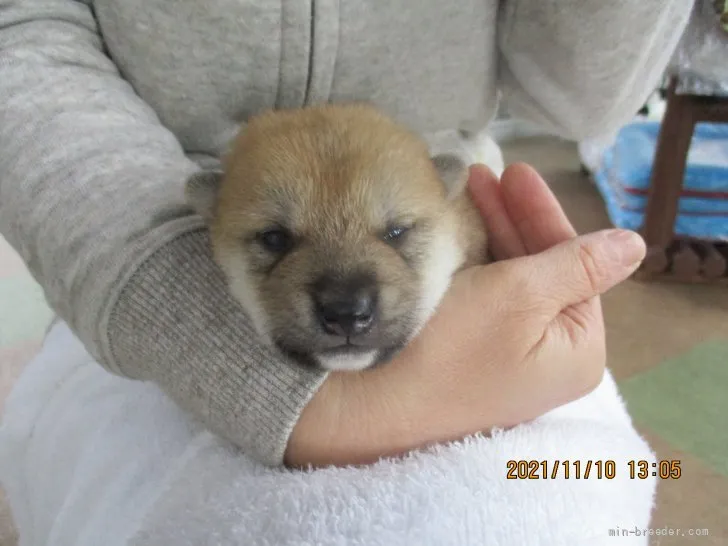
[{"xmin": 0, "ymin": 0, "xmax": 691, "ymax": 466}]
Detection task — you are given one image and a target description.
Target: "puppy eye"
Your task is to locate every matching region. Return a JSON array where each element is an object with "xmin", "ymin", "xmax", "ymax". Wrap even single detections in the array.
[
  {"xmin": 257, "ymin": 228, "xmax": 293, "ymax": 253},
  {"xmin": 382, "ymin": 224, "xmax": 411, "ymax": 243}
]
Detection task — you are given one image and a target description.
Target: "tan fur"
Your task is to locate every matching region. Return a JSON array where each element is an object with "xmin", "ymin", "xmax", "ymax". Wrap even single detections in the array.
[{"xmin": 193, "ymin": 103, "xmax": 487, "ymax": 370}]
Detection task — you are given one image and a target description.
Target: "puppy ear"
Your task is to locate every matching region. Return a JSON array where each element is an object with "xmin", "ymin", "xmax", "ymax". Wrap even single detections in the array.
[
  {"xmin": 185, "ymin": 170, "xmax": 223, "ymax": 221},
  {"xmin": 432, "ymin": 153, "xmax": 469, "ymax": 200}
]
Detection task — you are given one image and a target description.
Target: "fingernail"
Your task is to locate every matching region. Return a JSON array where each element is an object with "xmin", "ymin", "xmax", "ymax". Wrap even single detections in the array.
[{"xmin": 605, "ymin": 229, "xmax": 646, "ymax": 266}]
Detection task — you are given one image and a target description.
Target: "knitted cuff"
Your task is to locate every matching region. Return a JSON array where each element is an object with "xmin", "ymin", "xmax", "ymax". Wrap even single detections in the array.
[{"xmin": 105, "ymin": 228, "xmax": 327, "ymax": 466}]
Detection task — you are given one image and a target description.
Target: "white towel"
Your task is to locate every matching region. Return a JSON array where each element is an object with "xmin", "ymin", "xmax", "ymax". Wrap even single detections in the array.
[{"xmin": 0, "ymin": 322, "xmax": 657, "ymax": 546}]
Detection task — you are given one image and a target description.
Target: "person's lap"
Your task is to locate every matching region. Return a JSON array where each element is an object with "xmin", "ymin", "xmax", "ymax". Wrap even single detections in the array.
[{"xmin": 0, "ymin": 322, "xmax": 656, "ymax": 546}]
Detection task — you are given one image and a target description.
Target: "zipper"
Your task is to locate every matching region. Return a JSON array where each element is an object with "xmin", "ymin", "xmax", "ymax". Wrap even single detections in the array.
[{"xmin": 303, "ymin": 0, "xmax": 316, "ymax": 106}]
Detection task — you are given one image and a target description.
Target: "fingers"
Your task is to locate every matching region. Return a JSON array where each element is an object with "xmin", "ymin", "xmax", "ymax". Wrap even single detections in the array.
[
  {"xmin": 499, "ymin": 163, "xmax": 577, "ymax": 254},
  {"xmin": 511, "ymin": 229, "xmax": 646, "ymax": 316},
  {"xmin": 467, "ymin": 164, "xmax": 526, "ymax": 260},
  {"xmin": 468, "ymin": 162, "xmax": 579, "ymax": 260}
]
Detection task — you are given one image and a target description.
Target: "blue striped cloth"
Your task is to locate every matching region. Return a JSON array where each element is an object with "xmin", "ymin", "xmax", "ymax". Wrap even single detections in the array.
[{"xmin": 593, "ymin": 121, "xmax": 728, "ymax": 240}]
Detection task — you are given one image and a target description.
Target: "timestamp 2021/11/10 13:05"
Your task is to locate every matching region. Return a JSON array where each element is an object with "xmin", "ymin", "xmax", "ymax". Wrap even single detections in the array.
[{"xmin": 505, "ymin": 459, "xmax": 682, "ymax": 480}]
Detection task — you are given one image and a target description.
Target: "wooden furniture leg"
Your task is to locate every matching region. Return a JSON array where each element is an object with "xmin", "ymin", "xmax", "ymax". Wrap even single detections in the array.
[
  {"xmin": 637, "ymin": 78, "xmax": 695, "ymax": 278},
  {"xmin": 634, "ymin": 77, "xmax": 728, "ymax": 284}
]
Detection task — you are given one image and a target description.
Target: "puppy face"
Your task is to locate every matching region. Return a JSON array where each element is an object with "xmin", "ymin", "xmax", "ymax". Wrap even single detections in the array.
[{"xmin": 187, "ymin": 104, "xmax": 486, "ymax": 371}]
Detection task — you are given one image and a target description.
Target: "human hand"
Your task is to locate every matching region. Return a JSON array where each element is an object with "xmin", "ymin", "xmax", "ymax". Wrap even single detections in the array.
[{"xmin": 286, "ymin": 163, "xmax": 646, "ymax": 467}]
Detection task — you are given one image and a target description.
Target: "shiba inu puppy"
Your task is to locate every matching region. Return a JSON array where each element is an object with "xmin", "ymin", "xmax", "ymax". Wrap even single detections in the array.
[{"xmin": 186, "ymin": 104, "xmax": 488, "ymax": 371}]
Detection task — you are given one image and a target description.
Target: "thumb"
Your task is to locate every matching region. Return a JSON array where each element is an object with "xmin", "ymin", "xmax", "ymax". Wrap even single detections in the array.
[{"xmin": 513, "ymin": 229, "xmax": 646, "ymax": 314}]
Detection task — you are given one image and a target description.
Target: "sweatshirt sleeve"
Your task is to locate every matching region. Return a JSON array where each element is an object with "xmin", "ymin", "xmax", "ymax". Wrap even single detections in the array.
[
  {"xmin": 0, "ymin": 0, "xmax": 327, "ymax": 466},
  {"xmin": 497, "ymin": 0, "xmax": 693, "ymax": 140}
]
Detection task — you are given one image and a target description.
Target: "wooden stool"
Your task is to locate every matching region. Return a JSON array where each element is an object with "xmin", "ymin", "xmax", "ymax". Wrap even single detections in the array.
[{"xmin": 635, "ymin": 76, "xmax": 728, "ymax": 284}]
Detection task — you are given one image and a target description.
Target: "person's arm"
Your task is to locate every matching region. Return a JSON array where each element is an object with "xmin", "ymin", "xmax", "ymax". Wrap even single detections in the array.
[
  {"xmin": 497, "ymin": 0, "xmax": 692, "ymax": 140},
  {"xmin": 0, "ymin": 0, "xmax": 326, "ymax": 466}
]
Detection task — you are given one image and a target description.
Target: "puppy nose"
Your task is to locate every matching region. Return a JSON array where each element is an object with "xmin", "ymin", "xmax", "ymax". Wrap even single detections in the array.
[
  {"xmin": 316, "ymin": 295, "xmax": 375, "ymax": 337},
  {"xmin": 313, "ymin": 276, "xmax": 377, "ymax": 337}
]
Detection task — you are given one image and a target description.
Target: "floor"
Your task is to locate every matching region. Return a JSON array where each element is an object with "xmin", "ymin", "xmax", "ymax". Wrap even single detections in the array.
[{"xmin": 0, "ymin": 137, "xmax": 727, "ymax": 545}]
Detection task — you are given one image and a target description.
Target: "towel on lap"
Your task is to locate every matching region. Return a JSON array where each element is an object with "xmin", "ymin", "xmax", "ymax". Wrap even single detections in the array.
[{"xmin": 0, "ymin": 322, "xmax": 657, "ymax": 546}]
